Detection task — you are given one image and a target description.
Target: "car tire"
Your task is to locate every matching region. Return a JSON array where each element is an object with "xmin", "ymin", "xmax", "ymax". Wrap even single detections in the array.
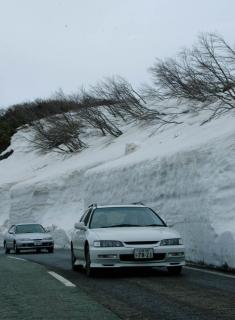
[
  {"xmin": 14, "ymin": 242, "xmax": 20, "ymax": 254},
  {"xmin": 85, "ymin": 245, "xmax": 97, "ymax": 277},
  {"xmin": 48, "ymin": 247, "xmax": 54, "ymax": 254},
  {"xmin": 71, "ymin": 243, "xmax": 82, "ymax": 271},
  {"xmin": 4, "ymin": 242, "xmax": 10, "ymax": 254},
  {"xmin": 167, "ymin": 266, "xmax": 182, "ymax": 275}
]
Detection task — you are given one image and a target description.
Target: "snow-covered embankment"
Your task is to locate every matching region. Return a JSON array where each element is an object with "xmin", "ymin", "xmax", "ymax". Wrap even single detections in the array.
[{"xmin": 0, "ymin": 113, "xmax": 235, "ymax": 269}]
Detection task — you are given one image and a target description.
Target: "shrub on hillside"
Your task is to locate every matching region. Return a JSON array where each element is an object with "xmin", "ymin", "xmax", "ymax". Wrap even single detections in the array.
[
  {"xmin": 0, "ymin": 75, "xmax": 181, "ymax": 155},
  {"xmin": 28, "ymin": 77, "xmax": 170, "ymax": 154},
  {"xmin": 31, "ymin": 112, "xmax": 86, "ymax": 153},
  {"xmin": 148, "ymin": 33, "xmax": 235, "ymax": 122}
]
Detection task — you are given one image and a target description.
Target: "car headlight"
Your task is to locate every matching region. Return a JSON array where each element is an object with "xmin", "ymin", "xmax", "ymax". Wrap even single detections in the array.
[
  {"xmin": 44, "ymin": 237, "xmax": 53, "ymax": 241},
  {"xmin": 160, "ymin": 238, "xmax": 183, "ymax": 246},
  {"xmin": 93, "ymin": 240, "xmax": 124, "ymax": 247}
]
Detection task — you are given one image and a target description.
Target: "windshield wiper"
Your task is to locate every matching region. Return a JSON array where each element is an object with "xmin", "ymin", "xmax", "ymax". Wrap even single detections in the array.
[
  {"xmin": 98, "ymin": 224, "xmax": 166, "ymax": 228},
  {"xmin": 142, "ymin": 224, "xmax": 165, "ymax": 227},
  {"xmin": 100, "ymin": 224, "xmax": 141, "ymax": 228}
]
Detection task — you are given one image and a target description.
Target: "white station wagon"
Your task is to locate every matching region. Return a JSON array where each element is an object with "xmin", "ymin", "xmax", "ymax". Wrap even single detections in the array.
[{"xmin": 71, "ymin": 204, "xmax": 185, "ymax": 276}]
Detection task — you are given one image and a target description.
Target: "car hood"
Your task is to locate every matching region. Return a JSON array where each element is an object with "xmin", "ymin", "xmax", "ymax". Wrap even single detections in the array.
[
  {"xmin": 15, "ymin": 233, "xmax": 52, "ymax": 240},
  {"xmin": 90, "ymin": 227, "xmax": 180, "ymax": 242}
]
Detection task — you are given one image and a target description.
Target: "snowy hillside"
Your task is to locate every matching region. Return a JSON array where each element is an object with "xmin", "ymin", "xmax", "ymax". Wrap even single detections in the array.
[{"xmin": 0, "ymin": 110, "xmax": 235, "ymax": 269}]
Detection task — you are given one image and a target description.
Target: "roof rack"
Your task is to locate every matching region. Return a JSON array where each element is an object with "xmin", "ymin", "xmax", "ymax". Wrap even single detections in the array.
[
  {"xmin": 132, "ymin": 202, "xmax": 145, "ymax": 206},
  {"xmin": 88, "ymin": 203, "xmax": 97, "ymax": 208}
]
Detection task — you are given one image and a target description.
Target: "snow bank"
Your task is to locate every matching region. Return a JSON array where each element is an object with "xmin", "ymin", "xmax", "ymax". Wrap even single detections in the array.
[
  {"xmin": 83, "ymin": 131, "xmax": 235, "ymax": 268},
  {"xmin": 0, "ymin": 110, "xmax": 235, "ymax": 269}
]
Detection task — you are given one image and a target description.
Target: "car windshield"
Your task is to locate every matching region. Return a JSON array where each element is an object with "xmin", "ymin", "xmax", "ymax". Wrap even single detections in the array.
[
  {"xmin": 15, "ymin": 224, "xmax": 45, "ymax": 234},
  {"xmin": 89, "ymin": 207, "xmax": 166, "ymax": 229}
]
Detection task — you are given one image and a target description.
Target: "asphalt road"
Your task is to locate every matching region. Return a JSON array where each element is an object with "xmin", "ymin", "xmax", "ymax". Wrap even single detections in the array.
[
  {"xmin": 0, "ymin": 251, "xmax": 119, "ymax": 320},
  {"xmin": 6, "ymin": 248, "xmax": 234, "ymax": 320}
]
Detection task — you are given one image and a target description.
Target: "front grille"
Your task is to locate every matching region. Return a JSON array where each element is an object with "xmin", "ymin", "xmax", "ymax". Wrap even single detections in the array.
[
  {"xmin": 42, "ymin": 242, "xmax": 53, "ymax": 246},
  {"xmin": 21, "ymin": 243, "xmax": 34, "ymax": 247},
  {"xmin": 124, "ymin": 241, "xmax": 159, "ymax": 245},
  {"xmin": 120, "ymin": 253, "xmax": 166, "ymax": 262},
  {"xmin": 20, "ymin": 242, "xmax": 52, "ymax": 247}
]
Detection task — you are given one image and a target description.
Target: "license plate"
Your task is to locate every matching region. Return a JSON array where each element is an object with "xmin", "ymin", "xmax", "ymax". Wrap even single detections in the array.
[
  {"xmin": 35, "ymin": 241, "xmax": 41, "ymax": 246},
  {"xmin": 134, "ymin": 248, "xmax": 154, "ymax": 259}
]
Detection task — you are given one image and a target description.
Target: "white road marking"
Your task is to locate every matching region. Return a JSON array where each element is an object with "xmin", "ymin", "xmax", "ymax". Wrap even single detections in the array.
[
  {"xmin": 184, "ymin": 266, "xmax": 235, "ymax": 279},
  {"xmin": 48, "ymin": 271, "xmax": 76, "ymax": 287},
  {"xmin": 8, "ymin": 256, "xmax": 26, "ymax": 261}
]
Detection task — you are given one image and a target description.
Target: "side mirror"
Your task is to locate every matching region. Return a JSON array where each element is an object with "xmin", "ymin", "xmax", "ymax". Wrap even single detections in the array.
[
  {"xmin": 167, "ymin": 223, "xmax": 174, "ymax": 228},
  {"xmin": 74, "ymin": 222, "xmax": 87, "ymax": 231}
]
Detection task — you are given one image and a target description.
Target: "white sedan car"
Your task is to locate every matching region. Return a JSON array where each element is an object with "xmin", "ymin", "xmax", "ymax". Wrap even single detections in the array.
[
  {"xmin": 4, "ymin": 223, "xmax": 54, "ymax": 254},
  {"xmin": 71, "ymin": 204, "xmax": 185, "ymax": 276}
]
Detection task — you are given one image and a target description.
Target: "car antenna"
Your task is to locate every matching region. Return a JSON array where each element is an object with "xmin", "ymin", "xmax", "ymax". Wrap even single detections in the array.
[
  {"xmin": 88, "ymin": 203, "xmax": 97, "ymax": 208},
  {"xmin": 132, "ymin": 202, "xmax": 145, "ymax": 206}
]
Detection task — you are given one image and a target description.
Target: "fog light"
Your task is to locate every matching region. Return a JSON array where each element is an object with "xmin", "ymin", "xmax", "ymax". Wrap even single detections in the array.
[
  {"xmin": 168, "ymin": 252, "xmax": 184, "ymax": 257},
  {"xmin": 98, "ymin": 254, "xmax": 118, "ymax": 259}
]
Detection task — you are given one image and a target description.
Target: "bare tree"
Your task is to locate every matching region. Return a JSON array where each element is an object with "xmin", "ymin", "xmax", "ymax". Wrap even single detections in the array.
[
  {"xmin": 148, "ymin": 33, "xmax": 235, "ymax": 121},
  {"xmin": 1, "ymin": 74, "xmax": 182, "ymax": 155},
  {"xmin": 77, "ymin": 106, "xmax": 123, "ymax": 137},
  {"xmin": 79, "ymin": 77, "xmax": 178, "ymax": 125},
  {"xmin": 90, "ymin": 77, "xmax": 148, "ymax": 122},
  {"xmin": 31, "ymin": 112, "xmax": 86, "ymax": 153}
]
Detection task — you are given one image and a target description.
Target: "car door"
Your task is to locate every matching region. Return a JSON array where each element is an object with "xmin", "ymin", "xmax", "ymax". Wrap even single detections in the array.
[
  {"xmin": 74, "ymin": 209, "xmax": 92, "ymax": 260},
  {"xmin": 73, "ymin": 210, "xmax": 87, "ymax": 256}
]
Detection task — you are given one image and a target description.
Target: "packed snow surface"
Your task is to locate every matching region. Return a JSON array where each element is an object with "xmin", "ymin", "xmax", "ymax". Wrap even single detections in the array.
[{"xmin": 0, "ymin": 109, "xmax": 235, "ymax": 269}]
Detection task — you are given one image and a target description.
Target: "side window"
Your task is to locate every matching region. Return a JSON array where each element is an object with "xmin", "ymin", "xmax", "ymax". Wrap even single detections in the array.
[
  {"xmin": 8, "ymin": 225, "xmax": 15, "ymax": 234},
  {"xmin": 83, "ymin": 209, "xmax": 93, "ymax": 226}
]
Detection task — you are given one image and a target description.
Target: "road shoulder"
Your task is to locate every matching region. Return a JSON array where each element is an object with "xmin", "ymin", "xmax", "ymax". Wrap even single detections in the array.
[{"xmin": 0, "ymin": 255, "xmax": 119, "ymax": 320}]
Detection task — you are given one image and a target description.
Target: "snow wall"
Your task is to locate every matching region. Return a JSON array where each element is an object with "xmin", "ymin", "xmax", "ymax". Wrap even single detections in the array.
[
  {"xmin": 83, "ymin": 133, "xmax": 235, "ymax": 269},
  {"xmin": 0, "ymin": 119, "xmax": 235, "ymax": 269}
]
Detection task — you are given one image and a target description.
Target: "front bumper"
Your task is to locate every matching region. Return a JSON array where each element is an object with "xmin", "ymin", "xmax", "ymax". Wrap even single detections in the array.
[
  {"xmin": 89, "ymin": 245, "xmax": 185, "ymax": 268},
  {"xmin": 16, "ymin": 240, "xmax": 54, "ymax": 250}
]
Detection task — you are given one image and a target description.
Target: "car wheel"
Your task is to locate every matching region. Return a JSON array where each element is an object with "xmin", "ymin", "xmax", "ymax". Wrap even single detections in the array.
[
  {"xmin": 167, "ymin": 266, "xmax": 182, "ymax": 275},
  {"xmin": 85, "ymin": 245, "xmax": 97, "ymax": 277},
  {"xmin": 71, "ymin": 243, "xmax": 82, "ymax": 271},
  {"xmin": 14, "ymin": 242, "xmax": 20, "ymax": 254},
  {"xmin": 4, "ymin": 242, "xmax": 10, "ymax": 254},
  {"xmin": 48, "ymin": 247, "xmax": 54, "ymax": 254}
]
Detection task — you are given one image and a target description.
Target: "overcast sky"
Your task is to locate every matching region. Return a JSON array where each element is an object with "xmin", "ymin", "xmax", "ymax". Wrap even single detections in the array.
[{"xmin": 0, "ymin": 0, "xmax": 235, "ymax": 108}]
